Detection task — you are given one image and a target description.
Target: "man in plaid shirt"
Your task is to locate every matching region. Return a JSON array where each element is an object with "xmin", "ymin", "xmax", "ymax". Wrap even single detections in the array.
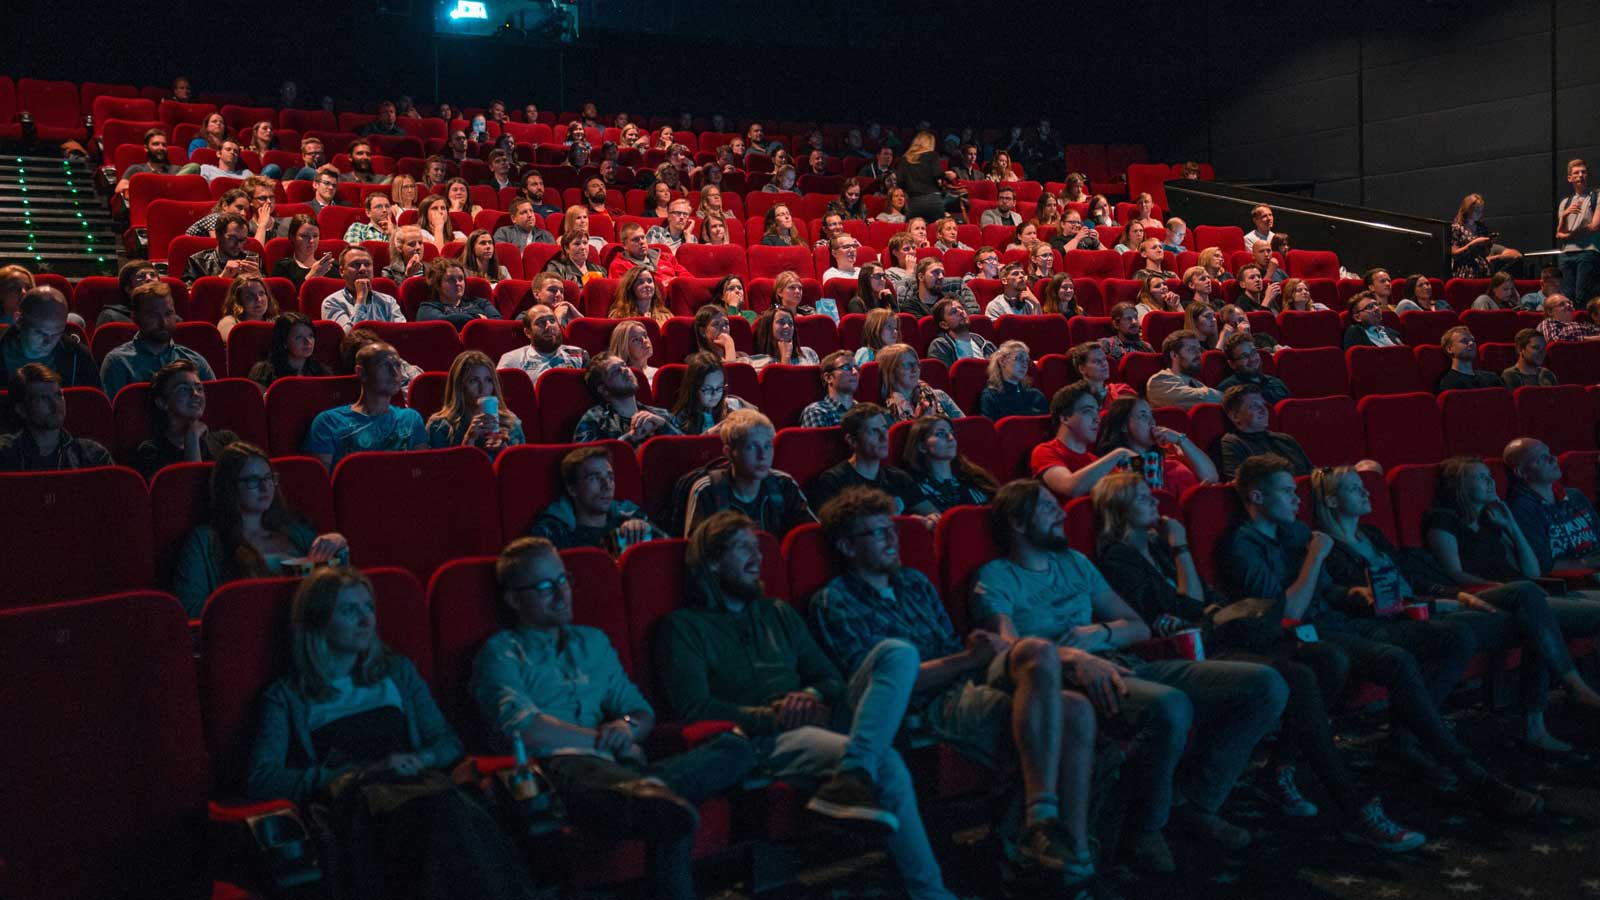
[
  {"xmin": 807, "ymin": 486, "xmax": 1102, "ymax": 887},
  {"xmin": 1535, "ymin": 294, "xmax": 1600, "ymax": 344},
  {"xmin": 799, "ymin": 351, "xmax": 860, "ymax": 428}
]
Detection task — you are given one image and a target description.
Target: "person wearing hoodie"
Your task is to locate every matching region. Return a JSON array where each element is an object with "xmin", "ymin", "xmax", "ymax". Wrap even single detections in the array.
[{"xmin": 531, "ymin": 445, "xmax": 663, "ymax": 555}]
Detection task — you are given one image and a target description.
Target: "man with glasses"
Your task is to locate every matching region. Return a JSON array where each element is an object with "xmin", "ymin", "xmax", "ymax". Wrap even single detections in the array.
[
  {"xmin": 682, "ymin": 409, "xmax": 813, "ymax": 539},
  {"xmin": 306, "ymin": 166, "xmax": 344, "ymax": 216},
  {"xmin": 1049, "ymin": 211, "xmax": 1102, "ymax": 254},
  {"xmin": 980, "ymin": 185, "xmax": 1023, "ymax": 227},
  {"xmin": 657, "ymin": 511, "xmax": 962, "ymax": 899},
  {"xmin": 473, "ymin": 536, "xmax": 755, "ymax": 900},
  {"xmin": 531, "ymin": 446, "xmax": 661, "ymax": 553},
  {"xmin": 341, "ymin": 192, "xmax": 395, "ymax": 244},
  {"xmin": 822, "ymin": 235, "xmax": 863, "ymax": 282},
  {"xmin": 963, "ymin": 246, "xmax": 1003, "ymax": 284},
  {"xmin": 1536, "ymin": 293, "xmax": 1600, "ymax": 343},
  {"xmin": 288, "ymin": 136, "xmax": 326, "ymax": 181},
  {"xmin": 320, "ymin": 247, "xmax": 404, "ymax": 330},
  {"xmin": 1341, "ymin": 291, "xmax": 1402, "ymax": 348},
  {"xmin": 1032, "ymin": 383, "xmax": 1138, "ymax": 500},
  {"xmin": 494, "ymin": 198, "xmax": 555, "ymax": 251},
  {"xmin": 572, "ymin": 352, "xmax": 680, "ymax": 447},
  {"xmin": 1216, "ymin": 332, "xmax": 1289, "ymax": 405},
  {"xmin": 808, "ymin": 486, "xmax": 1105, "ymax": 888},
  {"xmin": 646, "ymin": 199, "xmax": 697, "ymax": 251},
  {"xmin": 498, "ymin": 299, "xmax": 588, "ymax": 380},
  {"xmin": 609, "ymin": 222, "xmax": 687, "ymax": 288},
  {"xmin": 801, "ymin": 351, "xmax": 861, "ymax": 428},
  {"xmin": 304, "ymin": 340, "xmax": 427, "ymax": 468}
]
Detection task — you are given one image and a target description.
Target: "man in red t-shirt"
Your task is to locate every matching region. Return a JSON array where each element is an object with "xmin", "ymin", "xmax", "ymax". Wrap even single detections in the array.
[{"xmin": 1030, "ymin": 382, "xmax": 1137, "ymax": 500}]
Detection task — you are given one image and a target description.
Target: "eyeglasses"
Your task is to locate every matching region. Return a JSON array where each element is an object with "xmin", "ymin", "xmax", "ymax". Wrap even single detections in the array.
[
  {"xmin": 825, "ymin": 362, "xmax": 859, "ymax": 375},
  {"xmin": 505, "ymin": 572, "xmax": 570, "ymax": 595},
  {"xmin": 850, "ymin": 524, "xmax": 896, "ymax": 542},
  {"xmin": 237, "ymin": 473, "xmax": 278, "ymax": 490}
]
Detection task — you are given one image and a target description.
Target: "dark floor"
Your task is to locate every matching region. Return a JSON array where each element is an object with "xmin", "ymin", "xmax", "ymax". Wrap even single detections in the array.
[{"xmin": 633, "ymin": 696, "xmax": 1600, "ymax": 900}]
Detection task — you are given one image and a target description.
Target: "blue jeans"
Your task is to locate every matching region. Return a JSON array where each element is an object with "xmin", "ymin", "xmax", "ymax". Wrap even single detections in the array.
[
  {"xmin": 1561, "ymin": 250, "xmax": 1600, "ymax": 305},
  {"xmin": 1110, "ymin": 659, "xmax": 1288, "ymax": 831},
  {"xmin": 765, "ymin": 639, "xmax": 956, "ymax": 900}
]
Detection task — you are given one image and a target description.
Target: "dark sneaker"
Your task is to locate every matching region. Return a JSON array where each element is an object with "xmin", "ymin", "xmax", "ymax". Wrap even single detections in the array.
[
  {"xmin": 1384, "ymin": 734, "xmax": 1459, "ymax": 791},
  {"xmin": 805, "ymin": 769, "xmax": 899, "ymax": 833},
  {"xmin": 1478, "ymin": 778, "xmax": 1543, "ymax": 819},
  {"xmin": 1342, "ymin": 798, "xmax": 1426, "ymax": 852},
  {"xmin": 611, "ymin": 777, "xmax": 699, "ymax": 837},
  {"xmin": 1259, "ymin": 764, "xmax": 1319, "ymax": 817},
  {"xmin": 1173, "ymin": 808, "xmax": 1252, "ymax": 850},
  {"xmin": 1128, "ymin": 830, "xmax": 1175, "ymax": 874}
]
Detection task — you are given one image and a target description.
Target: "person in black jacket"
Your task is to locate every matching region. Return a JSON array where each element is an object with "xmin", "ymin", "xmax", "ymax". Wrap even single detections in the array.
[
  {"xmin": 893, "ymin": 132, "xmax": 947, "ymax": 223},
  {"xmin": 0, "ymin": 288, "xmax": 100, "ymax": 389},
  {"xmin": 1342, "ymin": 292, "xmax": 1404, "ymax": 348},
  {"xmin": 1091, "ymin": 471, "xmax": 1426, "ymax": 851}
]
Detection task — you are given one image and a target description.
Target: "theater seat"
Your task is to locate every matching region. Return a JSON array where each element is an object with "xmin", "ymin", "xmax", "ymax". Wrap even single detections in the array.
[
  {"xmin": 1346, "ymin": 345, "xmax": 1423, "ymax": 398},
  {"xmin": 1437, "ymin": 388, "xmax": 1517, "ymax": 457},
  {"xmin": 1359, "ymin": 392, "xmax": 1444, "ymax": 469},
  {"xmin": 935, "ymin": 505, "xmax": 1002, "ymax": 635},
  {"xmin": 334, "ymin": 447, "xmax": 501, "ymax": 579},
  {"xmin": 1275, "ymin": 310, "xmax": 1342, "ymax": 349},
  {"xmin": 264, "ymin": 375, "xmax": 362, "ymax": 456},
  {"xmin": 757, "ymin": 364, "xmax": 824, "ymax": 428},
  {"xmin": 994, "ymin": 314, "xmax": 1070, "ymax": 359},
  {"xmin": 1181, "ymin": 482, "xmax": 1245, "ymax": 585},
  {"xmin": 1386, "ymin": 463, "xmax": 1440, "ymax": 547},
  {"xmin": 495, "ymin": 440, "xmax": 640, "ymax": 538},
  {"xmin": 0, "ymin": 466, "xmax": 153, "ymax": 606},
  {"xmin": 1118, "ymin": 352, "xmax": 1165, "ymax": 400},
  {"xmin": 636, "ymin": 433, "xmax": 728, "ymax": 529},
  {"xmin": 772, "ymin": 426, "xmax": 850, "ymax": 496},
  {"xmin": 1273, "ymin": 396, "xmax": 1365, "ymax": 466},
  {"xmin": 534, "ymin": 367, "xmax": 601, "ymax": 442},
  {"xmin": 0, "ymin": 592, "xmax": 213, "ymax": 900},
  {"xmin": 1398, "ymin": 310, "xmax": 1458, "ymax": 348},
  {"xmin": 1515, "ymin": 384, "xmax": 1596, "ymax": 453},
  {"xmin": 356, "ymin": 321, "xmax": 463, "ymax": 373},
  {"xmin": 677, "ymin": 243, "xmax": 748, "ymax": 279},
  {"xmin": 993, "ymin": 414, "xmax": 1054, "ymax": 480}
]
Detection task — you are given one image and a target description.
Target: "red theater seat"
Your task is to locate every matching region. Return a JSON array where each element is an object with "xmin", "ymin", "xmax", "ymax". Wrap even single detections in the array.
[
  {"xmin": 772, "ymin": 426, "xmax": 850, "ymax": 493},
  {"xmin": 1275, "ymin": 396, "xmax": 1366, "ymax": 467},
  {"xmin": 1359, "ymin": 392, "xmax": 1444, "ymax": 469},
  {"xmin": 0, "ymin": 466, "xmax": 153, "ymax": 606},
  {"xmin": 636, "ymin": 433, "xmax": 728, "ymax": 528},
  {"xmin": 264, "ymin": 375, "xmax": 362, "ymax": 456},
  {"xmin": 1346, "ymin": 345, "xmax": 1423, "ymax": 398},
  {"xmin": 334, "ymin": 447, "xmax": 501, "ymax": 579},
  {"xmin": 1438, "ymin": 388, "xmax": 1517, "ymax": 458},
  {"xmin": 1516, "ymin": 385, "xmax": 1596, "ymax": 453}
]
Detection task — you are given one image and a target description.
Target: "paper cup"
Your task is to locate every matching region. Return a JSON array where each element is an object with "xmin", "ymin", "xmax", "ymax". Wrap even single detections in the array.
[
  {"xmin": 1401, "ymin": 602, "xmax": 1430, "ymax": 621},
  {"xmin": 1170, "ymin": 627, "xmax": 1205, "ymax": 661}
]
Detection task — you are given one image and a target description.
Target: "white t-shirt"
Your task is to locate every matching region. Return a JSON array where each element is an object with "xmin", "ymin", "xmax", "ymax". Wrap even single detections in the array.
[{"xmin": 822, "ymin": 266, "xmax": 860, "ymax": 282}]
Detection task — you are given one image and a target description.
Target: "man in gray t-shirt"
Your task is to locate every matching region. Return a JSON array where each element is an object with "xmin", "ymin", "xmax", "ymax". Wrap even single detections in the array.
[{"xmin": 1557, "ymin": 158, "xmax": 1600, "ymax": 306}]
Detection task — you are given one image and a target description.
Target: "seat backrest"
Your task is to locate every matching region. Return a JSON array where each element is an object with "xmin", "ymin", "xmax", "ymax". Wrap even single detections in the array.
[
  {"xmin": 757, "ymin": 364, "xmax": 824, "ymax": 429},
  {"xmin": 1272, "ymin": 346, "xmax": 1349, "ymax": 398},
  {"xmin": 993, "ymin": 414, "xmax": 1055, "ymax": 480},
  {"xmin": 935, "ymin": 504, "xmax": 1002, "ymax": 635},
  {"xmin": 0, "ymin": 467, "xmax": 153, "ymax": 606},
  {"xmin": 747, "ymin": 244, "xmax": 816, "ymax": 279},
  {"xmin": 1514, "ymin": 384, "xmax": 1597, "ymax": 453},
  {"xmin": 993, "ymin": 315, "xmax": 1070, "ymax": 359},
  {"xmin": 1273, "ymin": 396, "xmax": 1366, "ymax": 467},
  {"xmin": 63, "ymin": 386, "xmax": 115, "ymax": 448},
  {"xmin": 772, "ymin": 426, "xmax": 851, "ymax": 494},
  {"xmin": 334, "ymin": 447, "xmax": 501, "ymax": 580},
  {"xmin": 494, "ymin": 440, "xmax": 641, "ymax": 538},
  {"xmin": 1275, "ymin": 310, "xmax": 1342, "ymax": 349},
  {"xmin": 1180, "ymin": 481, "xmax": 1246, "ymax": 585},
  {"xmin": 676, "ymin": 243, "xmax": 748, "ymax": 279},
  {"xmin": 0, "ymin": 592, "xmax": 210, "ymax": 900},
  {"xmin": 1437, "ymin": 388, "xmax": 1517, "ymax": 457},
  {"xmin": 1118, "ymin": 351, "xmax": 1165, "ymax": 400},
  {"xmin": 264, "ymin": 375, "xmax": 362, "ymax": 456},
  {"xmin": 636, "ymin": 433, "xmax": 728, "ymax": 529},
  {"xmin": 1545, "ymin": 340, "xmax": 1600, "ymax": 386},
  {"xmin": 356, "ymin": 321, "xmax": 463, "ymax": 373},
  {"xmin": 1397, "ymin": 309, "xmax": 1458, "ymax": 348},
  {"xmin": 1359, "ymin": 392, "xmax": 1444, "ymax": 469},
  {"xmin": 1193, "ymin": 225, "xmax": 1245, "ymax": 255},
  {"xmin": 200, "ymin": 567, "xmax": 428, "ymax": 794},
  {"xmin": 1386, "ymin": 463, "xmax": 1442, "ymax": 547},
  {"xmin": 1346, "ymin": 345, "xmax": 1423, "ymax": 398},
  {"xmin": 534, "ymin": 366, "xmax": 602, "ymax": 443}
]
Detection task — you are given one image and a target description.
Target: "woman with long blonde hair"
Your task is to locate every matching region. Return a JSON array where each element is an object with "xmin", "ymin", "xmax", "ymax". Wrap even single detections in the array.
[
  {"xmin": 426, "ymin": 349, "xmax": 524, "ymax": 456},
  {"xmin": 895, "ymin": 130, "xmax": 947, "ymax": 223}
]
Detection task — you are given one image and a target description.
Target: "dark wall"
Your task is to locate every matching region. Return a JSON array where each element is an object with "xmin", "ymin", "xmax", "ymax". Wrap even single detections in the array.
[
  {"xmin": 1197, "ymin": 0, "xmax": 1600, "ymax": 251},
  {"xmin": 1, "ymin": 0, "xmax": 1197, "ymax": 146}
]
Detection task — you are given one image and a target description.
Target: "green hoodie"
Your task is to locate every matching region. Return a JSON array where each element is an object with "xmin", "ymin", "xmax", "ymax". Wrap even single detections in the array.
[{"xmin": 656, "ymin": 597, "xmax": 845, "ymax": 736}]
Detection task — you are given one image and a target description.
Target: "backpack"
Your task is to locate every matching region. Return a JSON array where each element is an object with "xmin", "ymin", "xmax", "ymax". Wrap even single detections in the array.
[{"xmin": 664, "ymin": 455, "xmax": 730, "ymax": 536}]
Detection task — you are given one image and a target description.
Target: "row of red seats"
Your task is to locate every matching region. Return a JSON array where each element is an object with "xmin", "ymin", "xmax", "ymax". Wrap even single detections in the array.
[{"xmin": 12, "ymin": 378, "xmax": 1600, "ymax": 608}]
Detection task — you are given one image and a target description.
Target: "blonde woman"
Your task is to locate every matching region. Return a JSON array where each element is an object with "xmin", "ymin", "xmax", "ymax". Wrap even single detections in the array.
[
  {"xmin": 875, "ymin": 187, "xmax": 909, "ymax": 224},
  {"xmin": 384, "ymin": 224, "xmax": 429, "ymax": 282},
  {"xmin": 895, "ymin": 130, "xmax": 946, "ymax": 222},
  {"xmin": 389, "ymin": 173, "xmax": 420, "ymax": 211},
  {"xmin": 1198, "ymin": 246, "xmax": 1232, "ymax": 283},
  {"xmin": 977, "ymin": 339, "xmax": 1047, "ymax": 419},
  {"xmin": 607, "ymin": 319, "xmax": 658, "ymax": 381},
  {"xmin": 854, "ymin": 307, "xmax": 901, "ymax": 365},
  {"xmin": 217, "ymin": 272, "xmax": 279, "ymax": 341},
  {"xmin": 876, "ymin": 342, "xmax": 962, "ymax": 422},
  {"xmin": 426, "ymin": 349, "xmax": 524, "ymax": 457}
]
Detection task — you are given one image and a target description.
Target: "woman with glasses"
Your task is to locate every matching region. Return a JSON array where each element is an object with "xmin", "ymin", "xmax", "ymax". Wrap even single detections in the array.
[
  {"xmin": 876, "ymin": 342, "xmax": 962, "ymax": 422},
  {"xmin": 977, "ymin": 340, "xmax": 1047, "ymax": 419},
  {"xmin": 133, "ymin": 359, "xmax": 241, "ymax": 480},
  {"xmin": 425, "ymin": 350, "xmax": 525, "ymax": 458},
  {"xmin": 848, "ymin": 263, "xmax": 896, "ymax": 315},
  {"xmin": 670, "ymin": 351, "xmax": 757, "ymax": 435},
  {"xmin": 171, "ymin": 441, "xmax": 349, "ymax": 616}
]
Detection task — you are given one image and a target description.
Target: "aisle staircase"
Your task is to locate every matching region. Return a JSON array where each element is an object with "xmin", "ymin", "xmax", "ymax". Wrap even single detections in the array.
[{"xmin": 0, "ymin": 154, "xmax": 118, "ymax": 278}]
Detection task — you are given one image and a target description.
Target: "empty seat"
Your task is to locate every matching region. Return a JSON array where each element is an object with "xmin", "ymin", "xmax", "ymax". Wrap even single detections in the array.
[
  {"xmin": 1398, "ymin": 310, "xmax": 1458, "ymax": 348},
  {"xmin": 1285, "ymin": 250, "xmax": 1339, "ymax": 280},
  {"xmin": 677, "ymin": 243, "xmax": 749, "ymax": 279},
  {"xmin": 1359, "ymin": 392, "xmax": 1444, "ymax": 469},
  {"xmin": 356, "ymin": 321, "xmax": 463, "ymax": 373},
  {"xmin": 1386, "ymin": 463, "xmax": 1441, "ymax": 547},
  {"xmin": 757, "ymin": 364, "xmax": 825, "ymax": 428},
  {"xmin": 0, "ymin": 592, "xmax": 216, "ymax": 900},
  {"xmin": 993, "ymin": 314, "xmax": 1071, "ymax": 359},
  {"xmin": 1515, "ymin": 384, "xmax": 1596, "ymax": 453},
  {"xmin": 1545, "ymin": 340, "xmax": 1600, "ymax": 386},
  {"xmin": 771, "ymin": 426, "xmax": 850, "ymax": 495},
  {"xmin": 1274, "ymin": 396, "xmax": 1366, "ymax": 467},
  {"xmin": 1118, "ymin": 352, "xmax": 1165, "ymax": 400},
  {"xmin": 1180, "ymin": 482, "xmax": 1246, "ymax": 585},
  {"xmin": 1346, "ymin": 345, "xmax": 1423, "ymax": 398},
  {"xmin": 0, "ymin": 467, "xmax": 154, "ymax": 606},
  {"xmin": 1458, "ymin": 309, "xmax": 1524, "ymax": 343},
  {"xmin": 993, "ymin": 414, "xmax": 1055, "ymax": 480},
  {"xmin": 334, "ymin": 447, "xmax": 501, "ymax": 579},
  {"xmin": 1275, "ymin": 310, "xmax": 1342, "ymax": 349},
  {"xmin": 1437, "ymin": 388, "xmax": 1517, "ymax": 458},
  {"xmin": 934, "ymin": 504, "xmax": 1003, "ymax": 635},
  {"xmin": 1193, "ymin": 225, "xmax": 1246, "ymax": 255},
  {"xmin": 747, "ymin": 244, "xmax": 815, "ymax": 279}
]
